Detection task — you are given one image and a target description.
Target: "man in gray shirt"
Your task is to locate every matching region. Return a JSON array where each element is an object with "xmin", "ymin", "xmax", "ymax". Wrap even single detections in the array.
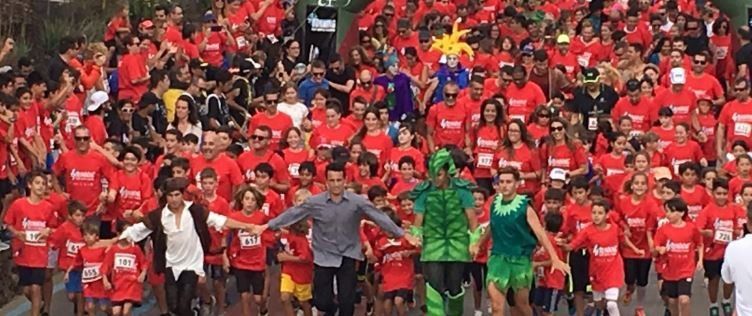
[{"xmin": 250, "ymin": 162, "xmax": 409, "ymax": 316}]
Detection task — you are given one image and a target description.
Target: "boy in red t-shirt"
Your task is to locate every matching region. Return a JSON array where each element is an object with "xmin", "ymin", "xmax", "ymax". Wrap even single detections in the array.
[
  {"xmin": 3, "ymin": 171, "xmax": 57, "ymax": 316},
  {"xmin": 198, "ymin": 168, "xmax": 231, "ymax": 316},
  {"xmin": 533, "ymin": 212, "xmax": 566, "ymax": 316},
  {"xmin": 102, "ymin": 221, "xmax": 148, "ymax": 316},
  {"xmin": 654, "ymin": 198, "xmax": 704, "ymax": 316},
  {"xmin": 253, "ymin": 163, "xmax": 285, "ymax": 306},
  {"xmin": 694, "ymin": 179, "xmax": 740, "ymax": 316},
  {"xmin": 73, "ymin": 222, "xmax": 111, "ymax": 316},
  {"xmin": 374, "ymin": 210, "xmax": 419, "ymax": 316},
  {"xmin": 388, "ymin": 156, "xmax": 420, "ymax": 199},
  {"xmin": 48, "ymin": 200, "xmax": 88, "ymax": 316},
  {"xmin": 278, "ymin": 219, "xmax": 314, "ymax": 316}
]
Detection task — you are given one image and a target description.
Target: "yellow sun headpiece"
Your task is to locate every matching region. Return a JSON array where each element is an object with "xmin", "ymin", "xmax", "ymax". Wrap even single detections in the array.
[{"xmin": 431, "ymin": 19, "xmax": 474, "ymax": 59}]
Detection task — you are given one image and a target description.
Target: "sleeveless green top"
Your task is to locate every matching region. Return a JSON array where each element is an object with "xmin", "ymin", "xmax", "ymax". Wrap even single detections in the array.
[{"xmin": 489, "ymin": 194, "xmax": 538, "ymax": 258}]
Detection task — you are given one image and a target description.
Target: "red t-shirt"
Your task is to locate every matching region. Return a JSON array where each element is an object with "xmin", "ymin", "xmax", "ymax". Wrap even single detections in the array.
[
  {"xmin": 78, "ymin": 246, "xmax": 109, "ymax": 298},
  {"xmin": 541, "ymin": 143, "xmax": 588, "ymax": 174},
  {"xmin": 649, "ymin": 126, "xmax": 676, "ymax": 150},
  {"xmin": 111, "ymin": 170, "xmax": 153, "ymax": 221},
  {"xmin": 361, "ymin": 132, "xmax": 394, "ymax": 167},
  {"xmin": 533, "ymin": 233, "xmax": 566, "ymax": 290},
  {"xmin": 374, "ymin": 236, "xmax": 417, "ymax": 292},
  {"xmin": 680, "ymin": 185, "xmax": 710, "ymax": 220},
  {"xmin": 389, "ymin": 178, "xmax": 419, "ymax": 197},
  {"xmin": 280, "ymin": 232, "xmax": 314, "ymax": 284},
  {"xmin": 309, "ymin": 123, "xmax": 355, "ymax": 148},
  {"xmin": 695, "ymin": 202, "xmax": 743, "ymax": 260},
  {"xmin": 104, "ymin": 16, "xmax": 129, "ymax": 41},
  {"xmin": 203, "ymin": 196, "xmax": 231, "ymax": 265},
  {"xmin": 494, "ymin": 145, "xmax": 542, "ymax": 194},
  {"xmin": 3, "ymin": 198, "xmax": 57, "ymax": 268},
  {"xmin": 653, "ymin": 222, "xmax": 702, "ymax": 281},
  {"xmin": 718, "ymin": 99, "xmax": 752, "ymax": 150},
  {"xmin": 195, "ymin": 32, "xmax": 228, "ymax": 67},
  {"xmin": 255, "ymin": 4, "xmax": 285, "ymax": 36},
  {"xmin": 563, "ymin": 202, "xmax": 593, "ymax": 236},
  {"xmin": 101, "ymin": 244, "xmax": 147, "ymax": 302},
  {"xmin": 228, "ymin": 211, "xmax": 275, "ymax": 271},
  {"xmin": 117, "ymin": 53, "xmax": 149, "ymax": 102},
  {"xmin": 729, "ymin": 176, "xmax": 752, "ymax": 204},
  {"xmin": 236, "ymin": 149, "xmax": 290, "ymax": 186},
  {"xmin": 286, "ymin": 183, "xmax": 324, "ymax": 206},
  {"xmin": 83, "ymin": 115, "xmax": 108, "ymax": 146},
  {"xmin": 190, "ymin": 154, "xmax": 244, "ymax": 202},
  {"xmin": 569, "ymin": 224, "xmax": 625, "ymax": 291},
  {"xmin": 611, "ymin": 96, "xmax": 656, "ymax": 133},
  {"xmin": 48, "ymin": 221, "xmax": 85, "ymax": 270},
  {"xmin": 549, "ymin": 51, "xmax": 581, "ymax": 79},
  {"xmin": 505, "ymin": 82, "xmax": 546, "ymax": 122},
  {"xmin": 614, "ymin": 195, "xmax": 659, "ymax": 259},
  {"xmin": 697, "ymin": 113, "xmax": 717, "ymax": 161},
  {"xmin": 594, "ymin": 153, "xmax": 627, "ymax": 196},
  {"xmin": 52, "ymin": 150, "xmax": 114, "ymax": 216},
  {"xmin": 261, "ymin": 189, "xmax": 285, "ymax": 218},
  {"xmin": 653, "ymin": 88, "xmax": 697, "ymax": 125},
  {"xmin": 249, "ymin": 112, "xmax": 293, "ymax": 150},
  {"xmin": 426, "ymin": 102, "xmax": 467, "ymax": 149},
  {"xmin": 570, "ymin": 37, "xmax": 603, "ymax": 68},
  {"xmin": 282, "ymin": 148, "xmax": 313, "ymax": 184},
  {"xmin": 386, "ymin": 147, "xmax": 425, "ymax": 180},
  {"xmin": 685, "ymin": 73, "xmax": 724, "ymax": 100},
  {"xmin": 473, "ymin": 125, "xmax": 502, "ymax": 178},
  {"xmin": 663, "ymin": 141, "xmax": 704, "ymax": 177}
]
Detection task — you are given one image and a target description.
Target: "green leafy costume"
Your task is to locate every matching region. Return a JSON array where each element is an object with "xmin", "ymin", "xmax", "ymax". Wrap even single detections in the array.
[
  {"xmin": 486, "ymin": 194, "xmax": 537, "ymax": 291},
  {"xmin": 409, "ymin": 149, "xmax": 476, "ymax": 316}
]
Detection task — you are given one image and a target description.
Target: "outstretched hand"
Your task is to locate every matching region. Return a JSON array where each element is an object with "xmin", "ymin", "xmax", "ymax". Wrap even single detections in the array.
[
  {"xmin": 404, "ymin": 233, "xmax": 421, "ymax": 247},
  {"xmin": 551, "ymin": 258, "xmax": 571, "ymax": 275},
  {"xmin": 468, "ymin": 243, "xmax": 479, "ymax": 259}
]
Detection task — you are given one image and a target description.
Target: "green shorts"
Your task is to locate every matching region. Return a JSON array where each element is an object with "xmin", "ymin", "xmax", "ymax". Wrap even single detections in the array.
[{"xmin": 486, "ymin": 254, "xmax": 533, "ymax": 292}]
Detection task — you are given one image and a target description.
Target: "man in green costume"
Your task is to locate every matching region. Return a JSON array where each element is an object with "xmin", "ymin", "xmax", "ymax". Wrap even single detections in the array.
[
  {"xmin": 470, "ymin": 166, "xmax": 569, "ymax": 315},
  {"xmin": 409, "ymin": 148, "xmax": 479, "ymax": 316}
]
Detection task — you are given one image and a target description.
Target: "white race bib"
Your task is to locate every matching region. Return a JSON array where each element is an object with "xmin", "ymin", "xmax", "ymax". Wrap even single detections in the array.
[
  {"xmin": 239, "ymin": 233, "xmax": 261, "ymax": 249},
  {"xmin": 66, "ymin": 241, "xmax": 83, "ymax": 257},
  {"xmin": 235, "ymin": 36, "xmax": 248, "ymax": 49},
  {"xmin": 577, "ymin": 53, "xmax": 591, "ymax": 67},
  {"xmin": 713, "ymin": 229, "xmax": 733, "ymax": 245},
  {"xmin": 734, "ymin": 123, "xmax": 751, "ymax": 137},
  {"xmin": 24, "ymin": 230, "xmax": 43, "ymax": 246},
  {"xmin": 289, "ymin": 163, "xmax": 300, "ymax": 177},
  {"xmin": 82, "ymin": 264, "xmax": 102, "ymax": 283},
  {"xmin": 477, "ymin": 153, "xmax": 493, "ymax": 168},
  {"xmin": 588, "ymin": 117, "xmax": 598, "ymax": 131},
  {"xmin": 114, "ymin": 253, "xmax": 137, "ymax": 270}
]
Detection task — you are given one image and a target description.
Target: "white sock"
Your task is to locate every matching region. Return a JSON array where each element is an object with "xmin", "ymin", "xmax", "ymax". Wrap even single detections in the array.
[
  {"xmin": 710, "ymin": 302, "xmax": 719, "ymax": 308},
  {"xmin": 636, "ymin": 286, "xmax": 646, "ymax": 307},
  {"xmin": 722, "ymin": 298, "xmax": 732, "ymax": 305},
  {"xmin": 606, "ymin": 300, "xmax": 620, "ymax": 316}
]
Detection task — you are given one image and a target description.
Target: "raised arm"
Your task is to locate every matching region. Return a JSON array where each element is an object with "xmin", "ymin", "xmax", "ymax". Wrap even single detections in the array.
[
  {"xmin": 361, "ymin": 200, "xmax": 404, "ymax": 237},
  {"xmin": 527, "ymin": 205, "xmax": 570, "ymax": 274}
]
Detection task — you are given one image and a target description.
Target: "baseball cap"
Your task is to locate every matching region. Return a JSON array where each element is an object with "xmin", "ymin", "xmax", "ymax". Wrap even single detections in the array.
[
  {"xmin": 522, "ymin": 43, "xmax": 536, "ymax": 56},
  {"xmin": 549, "ymin": 168, "xmax": 568, "ymax": 183},
  {"xmin": 139, "ymin": 20, "xmax": 155, "ymax": 29},
  {"xmin": 86, "ymin": 91, "xmax": 109, "ymax": 112},
  {"xmin": 653, "ymin": 167, "xmax": 673, "ymax": 181},
  {"xmin": 418, "ymin": 30, "xmax": 431, "ymax": 42},
  {"xmin": 556, "ymin": 34, "xmax": 570, "ymax": 44},
  {"xmin": 626, "ymin": 79, "xmax": 640, "ymax": 92},
  {"xmin": 203, "ymin": 11, "xmax": 216, "ymax": 23},
  {"xmin": 397, "ymin": 19, "xmax": 410, "ymax": 30},
  {"xmin": 697, "ymin": 94, "xmax": 713, "ymax": 103},
  {"xmin": 582, "ymin": 68, "xmax": 600, "ymax": 83},
  {"xmin": 670, "ymin": 68, "xmax": 686, "ymax": 85}
]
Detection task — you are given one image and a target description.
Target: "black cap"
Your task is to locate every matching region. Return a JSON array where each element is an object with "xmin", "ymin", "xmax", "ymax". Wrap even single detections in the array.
[
  {"xmin": 418, "ymin": 30, "xmax": 431, "ymax": 41},
  {"xmin": 658, "ymin": 106, "xmax": 674, "ymax": 117},
  {"xmin": 582, "ymin": 68, "xmax": 600, "ymax": 83},
  {"xmin": 626, "ymin": 79, "xmax": 641, "ymax": 92}
]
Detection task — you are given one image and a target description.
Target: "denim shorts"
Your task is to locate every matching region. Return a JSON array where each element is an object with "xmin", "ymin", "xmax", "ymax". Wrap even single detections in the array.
[{"xmin": 65, "ymin": 269, "xmax": 83, "ymax": 293}]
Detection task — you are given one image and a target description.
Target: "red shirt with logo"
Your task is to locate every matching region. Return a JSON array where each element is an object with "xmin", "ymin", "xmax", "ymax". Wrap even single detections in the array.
[
  {"xmin": 594, "ymin": 153, "xmax": 627, "ymax": 197},
  {"xmin": 680, "ymin": 185, "xmax": 710, "ymax": 220},
  {"xmin": 719, "ymin": 99, "xmax": 752, "ymax": 149},
  {"xmin": 203, "ymin": 196, "xmax": 231, "ymax": 265},
  {"xmin": 249, "ymin": 112, "xmax": 293, "ymax": 150},
  {"xmin": 541, "ymin": 143, "xmax": 588, "ymax": 174},
  {"xmin": 236, "ymin": 150, "xmax": 290, "ymax": 186},
  {"xmin": 279, "ymin": 232, "xmax": 314, "ymax": 284},
  {"xmin": 653, "ymin": 222, "xmax": 702, "ymax": 281},
  {"xmin": 361, "ymin": 132, "xmax": 394, "ymax": 167},
  {"xmin": 282, "ymin": 148, "xmax": 314, "ymax": 185},
  {"xmin": 694, "ymin": 202, "xmax": 742, "ymax": 260},
  {"xmin": 228, "ymin": 210, "xmax": 276, "ymax": 271},
  {"xmin": 611, "ymin": 96, "xmax": 656, "ymax": 133},
  {"xmin": 505, "ymin": 82, "xmax": 546, "ymax": 122},
  {"xmin": 614, "ymin": 196, "xmax": 659, "ymax": 259},
  {"xmin": 309, "ymin": 123, "xmax": 354, "ymax": 149},
  {"xmin": 473, "ymin": 125, "xmax": 502, "ymax": 178},
  {"xmin": 101, "ymin": 243, "xmax": 147, "ymax": 302},
  {"xmin": 653, "ymin": 88, "xmax": 697, "ymax": 125},
  {"xmin": 387, "ymin": 146, "xmax": 425, "ymax": 180},
  {"xmin": 190, "ymin": 153, "xmax": 244, "ymax": 202},
  {"xmin": 4, "ymin": 198, "xmax": 57, "ymax": 268},
  {"xmin": 534, "ymin": 233, "xmax": 566, "ymax": 290},
  {"xmin": 685, "ymin": 73, "xmax": 724, "ymax": 100},
  {"xmin": 111, "ymin": 170, "xmax": 153, "ymax": 221},
  {"xmin": 494, "ymin": 145, "xmax": 542, "ymax": 194},
  {"xmin": 663, "ymin": 140, "xmax": 704, "ymax": 177},
  {"xmin": 52, "ymin": 150, "xmax": 113, "ymax": 216},
  {"xmin": 569, "ymin": 224, "xmax": 625, "ymax": 291},
  {"xmin": 426, "ymin": 102, "xmax": 467, "ymax": 148},
  {"xmin": 48, "ymin": 221, "xmax": 85, "ymax": 270},
  {"xmin": 78, "ymin": 246, "xmax": 109, "ymax": 298},
  {"xmin": 374, "ymin": 236, "xmax": 417, "ymax": 292}
]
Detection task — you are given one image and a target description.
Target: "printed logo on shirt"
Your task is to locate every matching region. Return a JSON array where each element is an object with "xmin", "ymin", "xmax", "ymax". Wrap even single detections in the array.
[
  {"xmin": 666, "ymin": 240, "xmax": 692, "ymax": 253},
  {"xmin": 439, "ymin": 119, "xmax": 462, "ymax": 129},
  {"xmin": 592, "ymin": 244, "xmax": 618, "ymax": 257},
  {"xmin": 476, "ymin": 138, "xmax": 498, "ymax": 149},
  {"xmin": 119, "ymin": 187, "xmax": 142, "ymax": 200},
  {"xmin": 70, "ymin": 169, "xmax": 97, "ymax": 182},
  {"xmin": 668, "ymin": 105, "xmax": 690, "ymax": 115},
  {"xmin": 548, "ymin": 157, "xmax": 571, "ymax": 169},
  {"xmin": 22, "ymin": 218, "xmax": 46, "ymax": 246},
  {"xmin": 626, "ymin": 217, "xmax": 646, "ymax": 228},
  {"xmin": 498, "ymin": 159, "xmax": 522, "ymax": 169}
]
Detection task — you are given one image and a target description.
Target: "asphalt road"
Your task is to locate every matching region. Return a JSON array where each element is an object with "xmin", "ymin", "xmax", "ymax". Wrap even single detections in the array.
[{"xmin": 0, "ymin": 267, "xmax": 725, "ymax": 315}]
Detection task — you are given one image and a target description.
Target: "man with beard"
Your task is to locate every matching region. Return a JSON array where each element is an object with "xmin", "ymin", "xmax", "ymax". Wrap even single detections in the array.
[
  {"xmin": 528, "ymin": 50, "xmax": 570, "ymax": 101},
  {"xmin": 189, "ymin": 131, "xmax": 243, "ymax": 202},
  {"xmin": 325, "ymin": 54, "xmax": 355, "ymax": 115},
  {"xmin": 572, "ymin": 68, "xmax": 618, "ymax": 131}
]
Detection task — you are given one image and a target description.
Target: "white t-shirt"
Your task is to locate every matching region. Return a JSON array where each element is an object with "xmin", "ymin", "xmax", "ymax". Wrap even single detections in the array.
[{"xmin": 278, "ymin": 102, "xmax": 309, "ymax": 128}]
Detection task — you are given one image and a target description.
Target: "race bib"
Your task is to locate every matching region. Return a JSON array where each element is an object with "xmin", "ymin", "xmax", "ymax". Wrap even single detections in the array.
[
  {"xmin": 114, "ymin": 253, "xmax": 137, "ymax": 270},
  {"xmin": 734, "ymin": 123, "xmax": 751, "ymax": 137},
  {"xmin": 713, "ymin": 229, "xmax": 733, "ymax": 245},
  {"xmin": 25, "ymin": 230, "xmax": 43, "ymax": 246},
  {"xmin": 262, "ymin": 203, "xmax": 271, "ymax": 216},
  {"xmin": 477, "ymin": 153, "xmax": 493, "ymax": 168},
  {"xmin": 577, "ymin": 53, "xmax": 591, "ymax": 67},
  {"xmin": 588, "ymin": 117, "xmax": 598, "ymax": 131},
  {"xmin": 66, "ymin": 241, "xmax": 83, "ymax": 257},
  {"xmin": 235, "ymin": 36, "xmax": 248, "ymax": 49},
  {"xmin": 239, "ymin": 233, "xmax": 261, "ymax": 249},
  {"xmin": 82, "ymin": 264, "xmax": 102, "ymax": 283},
  {"xmin": 289, "ymin": 164, "xmax": 300, "ymax": 177},
  {"xmin": 716, "ymin": 47, "xmax": 728, "ymax": 59}
]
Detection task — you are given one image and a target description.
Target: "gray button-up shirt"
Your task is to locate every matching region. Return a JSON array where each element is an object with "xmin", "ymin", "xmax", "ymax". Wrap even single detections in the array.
[{"xmin": 268, "ymin": 191, "xmax": 404, "ymax": 267}]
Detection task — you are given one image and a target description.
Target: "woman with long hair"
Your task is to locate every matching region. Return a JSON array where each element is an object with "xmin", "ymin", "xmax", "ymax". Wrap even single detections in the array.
[
  {"xmin": 542, "ymin": 117, "xmax": 588, "ymax": 181},
  {"xmin": 277, "ymin": 39, "xmax": 303, "ymax": 82},
  {"xmin": 348, "ymin": 45, "xmax": 378, "ymax": 76},
  {"xmin": 493, "ymin": 119, "xmax": 541, "ymax": 195},
  {"xmin": 168, "ymin": 95, "xmax": 202, "ymax": 139},
  {"xmin": 354, "ymin": 107, "xmax": 393, "ymax": 169},
  {"xmin": 470, "ymin": 99, "xmax": 505, "ymax": 191},
  {"xmin": 279, "ymin": 127, "xmax": 314, "ymax": 186},
  {"xmin": 527, "ymin": 105, "xmax": 551, "ymax": 146},
  {"xmin": 387, "ymin": 123, "xmax": 426, "ymax": 182},
  {"xmin": 710, "ymin": 18, "xmax": 733, "ymax": 86}
]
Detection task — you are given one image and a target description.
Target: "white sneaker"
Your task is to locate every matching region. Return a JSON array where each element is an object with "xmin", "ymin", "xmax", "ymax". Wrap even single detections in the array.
[
  {"xmin": 0, "ymin": 242, "xmax": 9, "ymax": 252},
  {"xmin": 474, "ymin": 310, "xmax": 483, "ymax": 316}
]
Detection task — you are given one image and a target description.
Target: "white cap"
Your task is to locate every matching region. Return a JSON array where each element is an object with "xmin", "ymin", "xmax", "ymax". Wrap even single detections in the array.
[
  {"xmin": 669, "ymin": 68, "xmax": 686, "ymax": 85},
  {"xmin": 86, "ymin": 91, "xmax": 109, "ymax": 112},
  {"xmin": 549, "ymin": 168, "xmax": 568, "ymax": 182}
]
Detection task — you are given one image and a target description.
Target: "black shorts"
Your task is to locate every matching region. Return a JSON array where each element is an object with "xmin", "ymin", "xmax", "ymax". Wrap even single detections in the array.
[
  {"xmin": 17, "ymin": 266, "xmax": 46, "ymax": 286},
  {"xmin": 383, "ymin": 289, "xmax": 413, "ymax": 301},
  {"xmin": 703, "ymin": 259, "xmax": 723, "ymax": 279},
  {"xmin": 0, "ymin": 178, "xmax": 13, "ymax": 198},
  {"xmin": 467, "ymin": 262, "xmax": 487, "ymax": 292},
  {"xmin": 533, "ymin": 287, "xmax": 562, "ymax": 313},
  {"xmin": 569, "ymin": 250, "xmax": 590, "ymax": 292},
  {"xmin": 662, "ymin": 279, "xmax": 693, "ymax": 299},
  {"xmin": 413, "ymin": 255, "xmax": 422, "ymax": 275},
  {"xmin": 233, "ymin": 268, "xmax": 264, "ymax": 295},
  {"xmin": 266, "ymin": 246, "xmax": 278, "ymax": 266},
  {"xmin": 357, "ymin": 261, "xmax": 373, "ymax": 283},
  {"xmin": 203, "ymin": 263, "xmax": 227, "ymax": 280},
  {"xmin": 624, "ymin": 258, "xmax": 652, "ymax": 287}
]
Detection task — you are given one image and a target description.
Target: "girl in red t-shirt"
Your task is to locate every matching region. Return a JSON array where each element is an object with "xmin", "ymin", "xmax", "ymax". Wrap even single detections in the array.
[
  {"xmin": 720, "ymin": 141, "xmax": 749, "ymax": 178},
  {"xmin": 280, "ymin": 127, "xmax": 314, "ymax": 186},
  {"xmin": 541, "ymin": 118, "xmax": 588, "ymax": 180},
  {"xmin": 594, "ymin": 133, "xmax": 628, "ymax": 199},
  {"xmin": 101, "ymin": 223, "xmax": 148, "ymax": 316},
  {"xmin": 387, "ymin": 124, "xmax": 426, "ymax": 182},
  {"xmin": 471, "ymin": 100, "xmax": 505, "ymax": 191}
]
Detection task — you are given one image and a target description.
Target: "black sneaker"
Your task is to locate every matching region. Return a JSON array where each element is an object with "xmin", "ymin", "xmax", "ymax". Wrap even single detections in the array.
[
  {"xmin": 722, "ymin": 302, "xmax": 733, "ymax": 316},
  {"xmin": 366, "ymin": 301, "xmax": 374, "ymax": 316}
]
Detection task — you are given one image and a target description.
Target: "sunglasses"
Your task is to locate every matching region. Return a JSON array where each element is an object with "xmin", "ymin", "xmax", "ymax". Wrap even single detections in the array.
[
  {"xmin": 445, "ymin": 93, "xmax": 458, "ymax": 99},
  {"xmin": 312, "ymin": 72, "xmax": 324, "ymax": 77},
  {"xmin": 538, "ymin": 113, "xmax": 550, "ymax": 118},
  {"xmin": 735, "ymin": 87, "xmax": 749, "ymax": 92},
  {"xmin": 550, "ymin": 126, "xmax": 565, "ymax": 132},
  {"xmin": 693, "ymin": 60, "xmax": 707, "ymax": 65},
  {"xmin": 419, "ymin": 39, "xmax": 430, "ymax": 43},
  {"xmin": 74, "ymin": 136, "xmax": 91, "ymax": 142},
  {"xmin": 121, "ymin": 108, "xmax": 135, "ymax": 113},
  {"xmin": 251, "ymin": 135, "xmax": 267, "ymax": 141},
  {"xmin": 265, "ymin": 99, "xmax": 278, "ymax": 104}
]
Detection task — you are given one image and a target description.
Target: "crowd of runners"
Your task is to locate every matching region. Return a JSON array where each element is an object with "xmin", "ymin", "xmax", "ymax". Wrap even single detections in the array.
[{"xmin": 2, "ymin": 0, "xmax": 752, "ymax": 315}]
